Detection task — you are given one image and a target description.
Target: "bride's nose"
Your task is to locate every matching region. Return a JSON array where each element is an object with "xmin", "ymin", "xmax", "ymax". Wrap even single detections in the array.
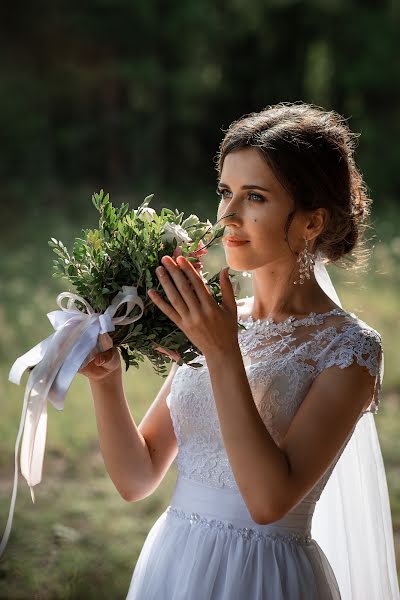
[{"xmin": 217, "ymin": 197, "xmax": 244, "ymax": 226}]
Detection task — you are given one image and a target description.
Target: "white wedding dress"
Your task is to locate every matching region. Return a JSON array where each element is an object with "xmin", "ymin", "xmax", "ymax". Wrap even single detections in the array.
[{"xmin": 126, "ymin": 298, "xmax": 389, "ymax": 599}]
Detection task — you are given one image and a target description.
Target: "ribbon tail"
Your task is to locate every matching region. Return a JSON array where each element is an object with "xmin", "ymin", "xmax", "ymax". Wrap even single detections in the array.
[
  {"xmin": 8, "ymin": 334, "xmax": 54, "ymax": 385},
  {"xmin": 20, "ymin": 389, "xmax": 48, "ymax": 493},
  {"xmin": 18, "ymin": 317, "xmax": 97, "ymax": 490},
  {"xmin": 1, "ymin": 322, "xmax": 69, "ymax": 556},
  {"xmin": 0, "ymin": 366, "xmax": 37, "ymax": 558},
  {"xmin": 2, "ymin": 306, "xmax": 108, "ymax": 558}
]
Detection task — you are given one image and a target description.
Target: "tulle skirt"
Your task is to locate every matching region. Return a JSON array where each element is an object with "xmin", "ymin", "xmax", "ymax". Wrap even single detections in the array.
[{"xmin": 126, "ymin": 476, "xmax": 341, "ymax": 599}]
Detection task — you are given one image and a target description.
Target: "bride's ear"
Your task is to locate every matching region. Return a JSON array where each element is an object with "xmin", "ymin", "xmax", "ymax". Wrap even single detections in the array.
[{"xmin": 306, "ymin": 208, "xmax": 327, "ymax": 238}]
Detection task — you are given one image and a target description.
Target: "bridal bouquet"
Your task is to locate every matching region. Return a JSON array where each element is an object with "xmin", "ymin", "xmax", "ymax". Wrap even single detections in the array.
[
  {"xmin": 0, "ymin": 190, "xmax": 237, "ymax": 558},
  {"xmin": 46, "ymin": 190, "xmax": 230, "ymax": 374}
]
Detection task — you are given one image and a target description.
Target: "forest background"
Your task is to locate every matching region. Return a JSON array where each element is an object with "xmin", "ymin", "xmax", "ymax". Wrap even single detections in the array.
[{"xmin": 0, "ymin": 1, "xmax": 399, "ymax": 597}]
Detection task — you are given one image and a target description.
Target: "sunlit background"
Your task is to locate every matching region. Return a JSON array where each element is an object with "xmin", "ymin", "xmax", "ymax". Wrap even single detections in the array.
[{"xmin": 1, "ymin": 2, "xmax": 399, "ymax": 597}]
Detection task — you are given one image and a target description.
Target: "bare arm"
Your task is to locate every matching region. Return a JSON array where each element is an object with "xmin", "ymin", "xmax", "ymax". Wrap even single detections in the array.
[
  {"xmin": 206, "ymin": 345, "xmax": 376, "ymax": 524},
  {"xmin": 81, "ymin": 348, "xmax": 178, "ymax": 502}
]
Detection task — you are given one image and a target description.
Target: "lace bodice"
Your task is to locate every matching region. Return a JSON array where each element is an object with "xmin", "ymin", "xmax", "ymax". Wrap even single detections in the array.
[{"xmin": 166, "ymin": 297, "xmax": 383, "ymax": 507}]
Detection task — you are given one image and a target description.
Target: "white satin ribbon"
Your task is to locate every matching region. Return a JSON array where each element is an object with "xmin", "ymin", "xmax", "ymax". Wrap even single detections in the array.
[{"xmin": 0, "ymin": 285, "xmax": 144, "ymax": 558}]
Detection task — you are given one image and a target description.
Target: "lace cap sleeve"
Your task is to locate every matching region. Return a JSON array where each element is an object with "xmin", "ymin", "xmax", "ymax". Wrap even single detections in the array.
[{"xmin": 315, "ymin": 324, "xmax": 384, "ymax": 415}]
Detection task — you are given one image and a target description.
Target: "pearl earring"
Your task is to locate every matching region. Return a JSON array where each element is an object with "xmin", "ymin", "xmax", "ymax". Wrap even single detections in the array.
[{"xmin": 293, "ymin": 238, "xmax": 316, "ymax": 285}]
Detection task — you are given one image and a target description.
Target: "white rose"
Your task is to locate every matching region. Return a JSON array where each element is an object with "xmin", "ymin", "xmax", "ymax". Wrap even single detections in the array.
[
  {"xmin": 160, "ymin": 222, "xmax": 192, "ymax": 245},
  {"xmin": 133, "ymin": 207, "xmax": 157, "ymax": 222}
]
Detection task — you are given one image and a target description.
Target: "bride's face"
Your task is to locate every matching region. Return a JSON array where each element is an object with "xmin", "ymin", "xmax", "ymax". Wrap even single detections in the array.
[{"xmin": 217, "ymin": 146, "xmax": 302, "ymax": 273}]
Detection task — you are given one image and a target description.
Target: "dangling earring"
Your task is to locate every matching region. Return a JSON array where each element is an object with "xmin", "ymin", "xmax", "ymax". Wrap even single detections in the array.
[
  {"xmin": 242, "ymin": 271, "xmax": 252, "ymax": 278},
  {"xmin": 293, "ymin": 238, "xmax": 316, "ymax": 285}
]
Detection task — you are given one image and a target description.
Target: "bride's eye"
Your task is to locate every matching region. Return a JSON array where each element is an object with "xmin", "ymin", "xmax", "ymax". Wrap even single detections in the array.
[
  {"xmin": 248, "ymin": 192, "xmax": 264, "ymax": 202},
  {"xmin": 216, "ymin": 188, "xmax": 232, "ymax": 201}
]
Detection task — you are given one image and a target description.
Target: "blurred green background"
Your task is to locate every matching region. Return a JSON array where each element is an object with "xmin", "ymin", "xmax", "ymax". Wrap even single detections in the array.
[{"xmin": 0, "ymin": 1, "xmax": 399, "ymax": 597}]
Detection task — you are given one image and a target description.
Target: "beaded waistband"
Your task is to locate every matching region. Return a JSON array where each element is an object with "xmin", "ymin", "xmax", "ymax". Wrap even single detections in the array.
[
  {"xmin": 166, "ymin": 506, "xmax": 313, "ymax": 546},
  {"xmin": 169, "ymin": 476, "xmax": 313, "ymax": 542}
]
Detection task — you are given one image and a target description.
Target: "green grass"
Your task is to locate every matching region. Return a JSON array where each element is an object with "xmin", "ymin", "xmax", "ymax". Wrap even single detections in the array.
[{"xmin": 0, "ymin": 200, "xmax": 399, "ymax": 597}]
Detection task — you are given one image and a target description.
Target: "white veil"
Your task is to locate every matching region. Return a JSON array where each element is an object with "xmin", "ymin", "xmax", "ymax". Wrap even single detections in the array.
[{"xmin": 312, "ymin": 258, "xmax": 399, "ymax": 599}]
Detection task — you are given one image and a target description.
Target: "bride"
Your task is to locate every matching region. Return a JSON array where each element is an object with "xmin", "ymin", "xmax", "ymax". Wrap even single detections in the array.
[{"xmin": 80, "ymin": 102, "xmax": 399, "ymax": 599}]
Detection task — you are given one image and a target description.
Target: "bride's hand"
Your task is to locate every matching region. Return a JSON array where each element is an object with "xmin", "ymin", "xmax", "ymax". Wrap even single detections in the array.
[
  {"xmin": 148, "ymin": 255, "xmax": 238, "ymax": 356},
  {"xmin": 78, "ymin": 347, "xmax": 122, "ymax": 382}
]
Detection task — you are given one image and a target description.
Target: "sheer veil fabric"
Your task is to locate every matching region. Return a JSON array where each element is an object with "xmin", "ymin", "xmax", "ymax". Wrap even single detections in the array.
[{"xmin": 311, "ymin": 258, "xmax": 399, "ymax": 599}]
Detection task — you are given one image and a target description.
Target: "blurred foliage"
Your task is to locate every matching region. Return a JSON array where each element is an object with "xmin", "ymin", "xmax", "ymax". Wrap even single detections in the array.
[{"xmin": 0, "ymin": 0, "xmax": 399, "ymax": 212}]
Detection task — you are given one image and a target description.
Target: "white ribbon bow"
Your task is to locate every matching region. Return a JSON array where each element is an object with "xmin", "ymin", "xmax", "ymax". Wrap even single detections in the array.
[{"xmin": 0, "ymin": 286, "xmax": 144, "ymax": 558}]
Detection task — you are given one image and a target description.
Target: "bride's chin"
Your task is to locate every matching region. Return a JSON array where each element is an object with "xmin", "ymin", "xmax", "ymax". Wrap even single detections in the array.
[
  {"xmin": 223, "ymin": 256, "xmax": 251, "ymax": 273},
  {"xmin": 225, "ymin": 264, "xmax": 248, "ymax": 273}
]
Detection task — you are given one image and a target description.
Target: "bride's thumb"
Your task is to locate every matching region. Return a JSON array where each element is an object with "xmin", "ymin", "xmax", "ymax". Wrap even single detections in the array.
[
  {"xmin": 95, "ymin": 353, "xmax": 105, "ymax": 366},
  {"xmin": 95, "ymin": 348, "xmax": 114, "ymax": 366}
]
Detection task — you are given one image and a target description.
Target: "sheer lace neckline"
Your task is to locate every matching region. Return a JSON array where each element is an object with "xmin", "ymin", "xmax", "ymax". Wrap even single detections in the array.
[{"xmin": 237, "ymin": 302, "xmax": 346, "ymax": 329}]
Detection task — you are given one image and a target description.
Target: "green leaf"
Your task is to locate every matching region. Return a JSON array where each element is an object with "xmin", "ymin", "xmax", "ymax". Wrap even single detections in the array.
[
  {"xmin": 187, "ymin": 239, "xmax": 199, "ymax": 252},
  {"xmin": 52, "ymin": 248, "xmax": 66, "ymax": 259},
  {"xmin": 182, "ymin": 351, "xmax": 198, "ymax": 360},
  {"xmin": 145, "ymin": 268, "xmax": 153, "ymax": 287}
]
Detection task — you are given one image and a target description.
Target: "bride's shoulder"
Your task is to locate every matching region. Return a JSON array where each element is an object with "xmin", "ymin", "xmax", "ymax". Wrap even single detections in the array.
[
  {"xmin": 329, "ymin": 313, "xmax": 383, "ymax": 376},
  {"xmin": 315, "ymin": 312, "xmax": 383, "ymax": 382},
  {"xmin": 338, "ymin": 310, "xmax": 382, "ymax": 340}
]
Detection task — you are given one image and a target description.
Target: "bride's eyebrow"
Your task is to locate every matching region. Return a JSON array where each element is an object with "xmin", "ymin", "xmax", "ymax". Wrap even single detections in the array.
[{"xmin": 218, "ymin": 182, "xmax": 272, "ymax": 193}]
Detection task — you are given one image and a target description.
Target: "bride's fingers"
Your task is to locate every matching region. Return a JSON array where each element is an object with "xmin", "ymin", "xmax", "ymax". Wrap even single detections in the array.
[
  {"xmin": 102, "ymin": 348, "xmax": 120, "ymax": 370},
  {"xmin": 78, "ymin": 348, "xmax": 118, "ymax": 375}
]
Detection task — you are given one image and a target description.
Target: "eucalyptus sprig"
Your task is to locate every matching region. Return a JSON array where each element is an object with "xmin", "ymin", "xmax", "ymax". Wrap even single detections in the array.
[{"xmin": 48, "ymin": 190, "xmax": 237, "ymax": 376}]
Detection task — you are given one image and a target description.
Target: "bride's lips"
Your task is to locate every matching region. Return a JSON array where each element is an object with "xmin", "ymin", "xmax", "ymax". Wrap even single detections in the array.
[{"xmin": 223, "ymin": 237, "xmax": 250, "ymax": 247}]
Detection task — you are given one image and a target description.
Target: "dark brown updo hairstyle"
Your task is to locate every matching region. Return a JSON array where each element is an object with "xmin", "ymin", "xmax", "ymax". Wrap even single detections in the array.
[{"xmin": 215, "ymin": 101, "xmax": 373, "ymax": 271}]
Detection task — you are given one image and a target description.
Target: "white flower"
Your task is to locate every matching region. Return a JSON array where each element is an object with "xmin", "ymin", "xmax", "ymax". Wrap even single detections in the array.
[
  {"xmin": 160, "ymin": 222, "xmax": 192, "ymax": 245},
  {"xmin": 133, "ymin": 207, "xmax": 157, "ymax": 223}
]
